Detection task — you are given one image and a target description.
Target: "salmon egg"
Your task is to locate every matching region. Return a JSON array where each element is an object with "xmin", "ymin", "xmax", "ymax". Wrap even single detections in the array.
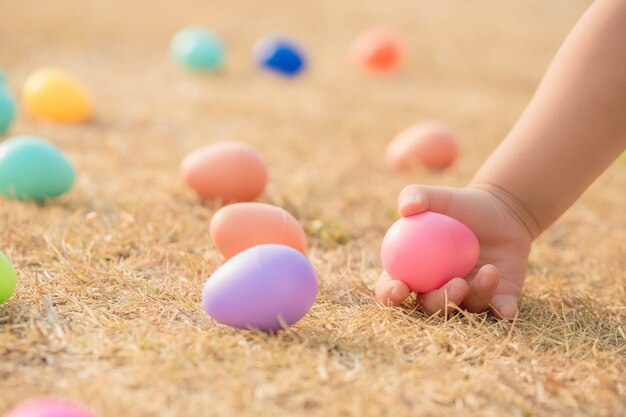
[
  {"xmin": 210, "ymin": 202, "xmax": 307, "ymax": 259},
  {"xmin": 180, "ymin": 141, "xmax": 267, "ymax": 202},
  {"xmin": 350, "ymin": 28, "xmax": 405, "ymax": 73},
  {"xmin": 386, "ymin": 121, "xmax": 459, "ymax": 171}
]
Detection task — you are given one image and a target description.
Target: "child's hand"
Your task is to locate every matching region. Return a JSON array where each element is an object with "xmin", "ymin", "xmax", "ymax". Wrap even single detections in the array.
[{"xmin": 375, "ymin": 184, "xmax": 533, "ymax": 318}]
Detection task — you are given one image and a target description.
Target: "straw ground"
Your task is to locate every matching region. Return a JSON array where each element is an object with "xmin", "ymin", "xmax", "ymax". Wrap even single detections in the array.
[{"xmin": 0, "ymin": 0, "xmax": 624, "ymax": 416}]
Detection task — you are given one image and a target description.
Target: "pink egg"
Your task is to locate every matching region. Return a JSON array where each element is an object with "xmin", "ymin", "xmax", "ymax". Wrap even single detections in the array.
[
  {"xmin": 3, "ymin": 397, "xmax": 96, "ymax": 417},
  {"xmin": 350, "ymin": 28, "xmax": 405, "ymax": 73},
  {"xmin": 180, "ymin": 141, "xmax": 267, "ymax": 202},
  {"xmin": 210, "ymin": 202, "xmax": 307, "ymax": 259},
  {"xmin": 381, "ymin": 211, "xmax": 479, "ymax": 293},
  {"xmin": 386, "ymin": 121, "xmax": 459, "ymax": 171}
]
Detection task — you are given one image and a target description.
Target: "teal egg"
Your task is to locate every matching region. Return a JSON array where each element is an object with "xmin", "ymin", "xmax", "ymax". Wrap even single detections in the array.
[
  {"xmin": 0, "ymin": 89, "xmax": 16, "ymax": 135},
  {"xmin": 171, "ymin": 26, "xmax": 225, "ymax": 72},
  {"xmin": 0, "ymin": 135, "xmax": 75, "ymax": 201}
]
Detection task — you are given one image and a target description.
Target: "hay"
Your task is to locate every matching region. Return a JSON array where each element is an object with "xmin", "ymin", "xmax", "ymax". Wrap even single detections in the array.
[{"xmin": 1, "ymin": 0, "xmax": 624, "ymax": 416}]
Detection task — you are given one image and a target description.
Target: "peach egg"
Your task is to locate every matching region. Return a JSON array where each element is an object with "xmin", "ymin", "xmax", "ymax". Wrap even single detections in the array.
[
  {"xmin": 386, "ymin": 121, "xmax": 459, "ymax": 171},
  {"xmin": 350, "ymin": 28, "xmax": 406, "ymax": 73},
  {"xmin": 210, "ymin": 202, "xmax": 307, "ymax": 259},
  {"xmin": 181, "ymin": 141, "xmax": 267, "ymax": 202}
]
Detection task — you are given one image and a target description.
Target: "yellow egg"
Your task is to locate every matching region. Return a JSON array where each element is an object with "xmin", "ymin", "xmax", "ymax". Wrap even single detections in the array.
[{"xmin": 22, "ymin": 67, "xmax": 91, "ymax": 123}]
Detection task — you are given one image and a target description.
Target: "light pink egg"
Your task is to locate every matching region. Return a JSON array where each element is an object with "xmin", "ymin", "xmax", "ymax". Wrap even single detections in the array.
[
  {"xmin": 3, "ymin": 397, "xmax": 96, "ymax": 417},
  {"xmin": 180, "ymin": 141, "xmax": 267, "ymax": 202},
  {"xmin": 386, "ymin": 121, "xmax": 459, "ymax": 171}
]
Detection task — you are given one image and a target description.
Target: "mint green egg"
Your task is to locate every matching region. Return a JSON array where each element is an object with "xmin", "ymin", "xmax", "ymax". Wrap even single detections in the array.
[
  {"xmin": 0, "ymin": 89, "xmax": 16, "ymax": 135},
  {"xmin": 0, "ymin": 250, "xmax": 16, "ymax": 304},
  {"xmin": 171, "ymin": 26, "xmax": 225, "ymax": 72},
  {"xmin": 0, "ymin": 135, "xmax": 75, "ymax": 201}
]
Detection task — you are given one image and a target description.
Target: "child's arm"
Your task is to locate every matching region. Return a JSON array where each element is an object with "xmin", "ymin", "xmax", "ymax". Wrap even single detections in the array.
[
  {"xmin": 376, "ymin": 0, "xmax": 626, "ymax": 317},
  {"xmin": 471, "ymin": 0, "xmax": 626, "ymax": 238}
]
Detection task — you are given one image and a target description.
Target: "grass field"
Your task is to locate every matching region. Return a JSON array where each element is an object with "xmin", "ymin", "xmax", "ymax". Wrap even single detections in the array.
[{"xmin": 1, "ymin": 0, "xmax": 624, "ymax": 416}]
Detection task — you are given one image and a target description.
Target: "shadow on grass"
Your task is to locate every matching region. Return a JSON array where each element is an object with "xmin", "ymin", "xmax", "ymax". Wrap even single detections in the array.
[{"xmin": 0, "ymin": 298, "xmax": 32, "ymax": 331}]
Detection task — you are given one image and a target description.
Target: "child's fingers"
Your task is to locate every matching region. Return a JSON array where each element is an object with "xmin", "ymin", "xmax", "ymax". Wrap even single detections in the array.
[
  {"xmin": 462, "ymin": 264, "xmax": 500, "ymax": 312},
  {"xmin": 489, "ymin": 278, "xmax": 522, "ymax": 318},
  {"xmin": 489, "ymin": 294, "xmax": 519, "ymax": 319},
  {"xmin": 416, "ymin": 277, "xmax": 469, "ymax": 315},
  {"xmin": 375, "ymin": 272, "xmax": 411, "ymax": 306},
  {"xmin": 397, "ymin": 185, "xmax": 454, "ymax": 217}
]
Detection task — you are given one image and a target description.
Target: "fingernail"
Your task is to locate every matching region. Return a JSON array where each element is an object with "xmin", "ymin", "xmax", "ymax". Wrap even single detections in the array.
[{"xmin": 400, "ymin": 193, "xmax": 420, "ymax": 209}]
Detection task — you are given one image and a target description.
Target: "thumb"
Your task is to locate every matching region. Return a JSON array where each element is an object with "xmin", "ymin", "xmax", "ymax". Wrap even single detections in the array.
[{"xmin": 398, "ymin": 185, "xmax": 456, "ymax": 217}]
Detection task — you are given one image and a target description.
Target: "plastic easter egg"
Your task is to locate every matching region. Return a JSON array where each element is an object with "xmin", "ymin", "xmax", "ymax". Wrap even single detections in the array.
[
  {"xmin": 254, "ymin": 35, "xmax": 306, "ymax": 77},
  {"xmin": 0, "ymin": 88, "xmax": 16, "ymax": 135},
  {"xmin": 0, "ymin": 250, "xmax": 17, "ymax": 305},
  {"xmin": 386, "ymin": 121, "xmax": 459, "ymax": 171},
  {"xmin": 22, "ymin": 67, "xmax": 91, "ymax": 123},
  {"xmin": 2, "ymin": 397, "xmax": 97, "ymax": 417},
  {"xmin": 202, "ymin": 244, "xmax": 318, "ymax": 331},
  {"xmin": 210, "ymin": 202, "xmax": 307, "ymax": 259},
  {"xmin": 351, "ymin": 28, "xmax": 405, "ymax": 74},
  {"xmin": 381, "ymin": 211, "xmax": 479, "ymax": 293},
  {"xmin": 180, "ymin": 141, "xmax": 267, "ymax": 202},
  {"xmin": 0, "ymin": 135, "xmax": 75, "ymax": 201},
  {"xmin": 171, "ymin": 26, "xmax": 225, "ymax": 72}
]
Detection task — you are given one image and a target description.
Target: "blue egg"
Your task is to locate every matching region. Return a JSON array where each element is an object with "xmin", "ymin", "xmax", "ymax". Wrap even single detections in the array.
[
  {"xmin": 0, "ymin": 135, "xmax": 75, "ymax": 201},
  {"xmin": 171, "ymin": 26, "xmax": 225, "ymax": 72},
  {"xmin": 254, "ymin": 35, "xmax": 307, "ymax": 77},
  {"xmin": 0, "ymin": 89, "xmax": 15, "ymax": 136}
]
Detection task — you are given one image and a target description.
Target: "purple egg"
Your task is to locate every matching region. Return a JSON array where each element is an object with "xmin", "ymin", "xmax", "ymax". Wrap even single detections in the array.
[
  {"xmin": 3, "ymin": 397, "xmax": 96, "ymax": 417},
  {"xmin": 202, "ymin": 244, "xmax": 318, "ymax": 331}
]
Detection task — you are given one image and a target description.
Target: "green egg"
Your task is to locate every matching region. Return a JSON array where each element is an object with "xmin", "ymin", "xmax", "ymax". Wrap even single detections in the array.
[
  {"xmin": 0, "ymin": 250, "xmax": 16, "ymax": 304},
  {"xmin": 0, "ymin": 135, "xmax": 75, "ymax": 201},
  {"xmin": 0, "ymin": 89, "xmax": 16, "ymax": 135}
]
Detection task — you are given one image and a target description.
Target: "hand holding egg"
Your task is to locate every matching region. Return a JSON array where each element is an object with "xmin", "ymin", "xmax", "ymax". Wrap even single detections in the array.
[{"xmin": 381, "ymin": 211, "xmax": 479, "ymax": 293}]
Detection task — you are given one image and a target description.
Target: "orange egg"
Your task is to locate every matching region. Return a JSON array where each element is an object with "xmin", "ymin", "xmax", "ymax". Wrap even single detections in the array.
[
  {"xmin": 386, "ymin": 121, "xmax": 459, "ymax": 171},
  {"xmin": 350, "ymin": 28, "xmax": 406, "ymax": 73},
  {"xmin": 181, "ymin": 141, "xmax": 267, "ymax": 202},
  {"xmin": 210, "ymin": 202, "xmax": 307, "ymax": 259},
  {"xmin": 22, "ymin": 67, "xmax": 91, "ymax": 123}
]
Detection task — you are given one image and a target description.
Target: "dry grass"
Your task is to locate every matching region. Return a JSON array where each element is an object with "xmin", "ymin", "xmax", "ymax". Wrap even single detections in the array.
[{"xmin": 0, "ymin": 0, "xmax": 624, "ymax": 416}]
